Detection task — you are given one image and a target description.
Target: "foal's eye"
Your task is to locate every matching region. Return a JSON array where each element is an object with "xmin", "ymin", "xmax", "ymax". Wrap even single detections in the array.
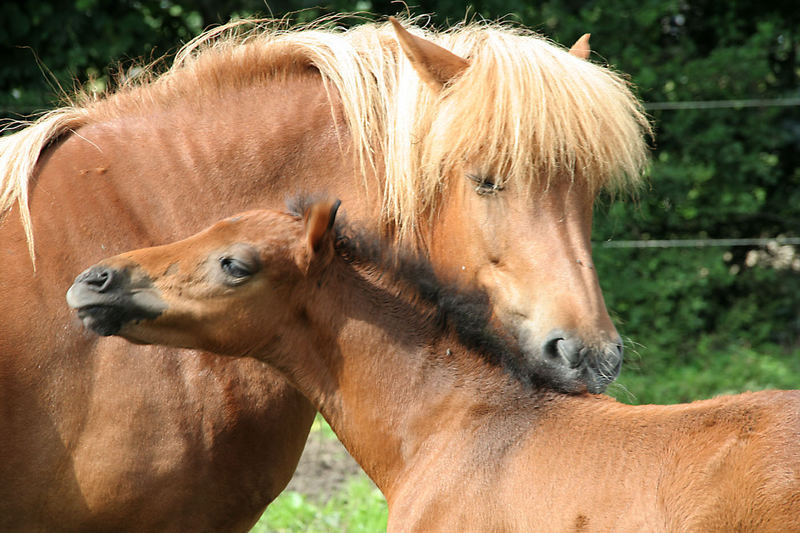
[
  {"xmin": 219, "ymin": 257, "xmax": 253, "ymax": 283},
  {"xmin": 467, "ymin": 173, "xmax": 504, "ymax": 195}
]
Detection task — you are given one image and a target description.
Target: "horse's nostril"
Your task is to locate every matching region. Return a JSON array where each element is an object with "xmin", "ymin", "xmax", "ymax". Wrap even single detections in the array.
[
  {"xmin": 614, "ymin": 341, "xmax": 624, "ymax": 360},
  {"xmin": 542, "ymin": 336, "xmax": 562, "ymax": 360},
  {"xmin": 608, "ymin": 341, "xmax": 624, "ymax": 372},
  {"xmin": 542, "ymin": 333, "xmax": 584, "ymax": 368},
  {"xmin": 77, "ymin": 267, "xmax": 116, "ymax": 293}
]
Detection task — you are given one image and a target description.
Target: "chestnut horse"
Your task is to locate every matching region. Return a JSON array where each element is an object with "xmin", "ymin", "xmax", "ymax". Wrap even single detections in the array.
[
  {"xmin": 68, "ymin": 200, "xmax": 800, "ymax": 532},
  {"xmin": 1, "ymin": 17, "xmax": 648, "ymax": 530}
]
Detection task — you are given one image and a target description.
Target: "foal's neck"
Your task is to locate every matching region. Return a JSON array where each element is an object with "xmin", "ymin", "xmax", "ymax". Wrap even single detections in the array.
[{"xmin": 277, "ymin": 256, "xmax": 542, "ymax": 496}]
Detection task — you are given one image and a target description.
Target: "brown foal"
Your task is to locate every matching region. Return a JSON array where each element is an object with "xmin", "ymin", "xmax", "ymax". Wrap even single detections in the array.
[{"xmin": 68, "ymin": 200, "xmax": 800, "ymax": 532}]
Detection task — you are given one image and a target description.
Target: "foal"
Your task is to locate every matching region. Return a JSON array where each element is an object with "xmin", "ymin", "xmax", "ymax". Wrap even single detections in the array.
[{"xmin": 68, "ymin": 200, "xmax": 800, "ymax": 532}]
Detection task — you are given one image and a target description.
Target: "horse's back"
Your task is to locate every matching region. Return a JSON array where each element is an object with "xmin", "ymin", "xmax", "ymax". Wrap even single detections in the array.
[
  {"xmin": 667, "ymin": 390, "xmax": 800, "ymax": 532},
  {"xmin": 742, "ymin": 390, "xmax": 800, "ymax": 529}
]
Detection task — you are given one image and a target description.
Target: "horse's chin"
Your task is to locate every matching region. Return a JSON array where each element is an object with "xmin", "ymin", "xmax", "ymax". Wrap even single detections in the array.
[
  {"xmin": 523, "ymin": 358, "xmax": 590, "ymax": 394},
  {"xmin": 76, "ymin": 305, "xmax": 126, "ymax": 337},
  {"xmin": 76, "ymin": 307, "xmax": 162, "ymax": 346},
  {"xmin": 519, "ymin": 348, "xmax": 619, "ymax": 395},
  {"xmin": 574, "ymin": 367, "xmax": 613, "ymax": 395}
]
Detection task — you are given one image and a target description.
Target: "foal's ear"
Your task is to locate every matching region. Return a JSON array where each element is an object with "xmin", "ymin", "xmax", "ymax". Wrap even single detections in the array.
[
  {"xmin": 303, "ymin": 199, "xmax": 341, "ymax": 260},
  {"xmin": 569, "ymin": 33, "xmax": 591, "ymax": 59},
  {"xmin": 389, "ymin": 17, "xmax": 469, "ymax": 91}
]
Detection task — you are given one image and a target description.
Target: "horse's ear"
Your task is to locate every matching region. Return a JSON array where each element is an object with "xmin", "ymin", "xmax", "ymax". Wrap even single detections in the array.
[
  {"xmin": 569, "ymin": 33, "xmax": 591, "ymax": 59},
  {"xmin": 303, "ymin": 199, "xmax": 341, "ymax": 260},
  {"xmin": 389, "ymin": 17, "xmax": 469, "ymax": 91}
]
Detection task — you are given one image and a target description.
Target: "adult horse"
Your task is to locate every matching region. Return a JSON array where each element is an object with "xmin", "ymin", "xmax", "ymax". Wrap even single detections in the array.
[
  {"xmin": 0, "ymin": 17, "xmax": 648, "ymax": 530},
  {"xmin": 67, "ymin": 200, "xmax": 800, "ymax": 532}
]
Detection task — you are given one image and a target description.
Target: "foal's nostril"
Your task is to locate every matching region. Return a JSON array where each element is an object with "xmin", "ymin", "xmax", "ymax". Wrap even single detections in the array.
[{"xmin": 76, "ymin": 266, "xmax": 116, "ymax": 293}]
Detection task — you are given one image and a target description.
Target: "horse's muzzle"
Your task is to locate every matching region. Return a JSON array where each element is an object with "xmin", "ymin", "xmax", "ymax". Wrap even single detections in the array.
[
  {"xmin": 520, "ymin": 329, "xmax": 623, "ymax": 394},
  {"xmin": 66, "ymin": 265, "xmax": 166, "ymax": 336}
]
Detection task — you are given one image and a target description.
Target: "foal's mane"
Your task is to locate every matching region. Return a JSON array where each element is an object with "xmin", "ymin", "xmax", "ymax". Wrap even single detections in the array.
[
  {"xmin": 1, "ymin": 15, "xmax": 650, "ymax": 267},
  {"xmin": 288, "ymin": 195, "xmax": 571, "ymax": 392}
]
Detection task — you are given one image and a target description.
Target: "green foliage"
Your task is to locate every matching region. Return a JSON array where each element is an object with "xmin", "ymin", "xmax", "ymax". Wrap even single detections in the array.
[
  {"xmin": 253, "ymin": 477, "xmax": 387, "ymax": 533},
  {"xmin": 1, "ymin": 1, "xmax": 196, "ymax": 113},
  {"xmin": 609, "ymin": 340, "xmax": 800, "ymax": 405},
  {"xmin": 583, "ymin": 1, "xmax": 799, "ymax": 375}
]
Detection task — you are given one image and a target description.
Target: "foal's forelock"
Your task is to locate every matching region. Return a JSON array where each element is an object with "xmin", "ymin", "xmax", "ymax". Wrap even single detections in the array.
[{"xmin": 0, "ymin": 15, "xmax": 651, "ymax": 264}]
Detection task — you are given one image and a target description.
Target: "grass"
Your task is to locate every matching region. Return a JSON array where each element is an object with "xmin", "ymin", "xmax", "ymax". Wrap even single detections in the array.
[
  {"xmin": 252, "ymin": 477, "xmax": 387, "ymax": 533},
  {"xmin": 609, "ymin": 340, "xmax": 800, "ymax": 405},
  {"xmin": 250, "ymin": 340, "xmax": 800, "ymax": 532},
  {"xmin": 251, "ymin": 416, "xmax": 387, "ymax": 533}
]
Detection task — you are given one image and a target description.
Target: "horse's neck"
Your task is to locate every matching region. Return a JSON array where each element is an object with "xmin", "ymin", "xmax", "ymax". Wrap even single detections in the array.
[
  {"xmin": 275, "ymin": 263, "xmax": 543, "ymax": 497},
  {"xmin": 32, "ymin": 70, "xmax": 375, "ymax": 260}
]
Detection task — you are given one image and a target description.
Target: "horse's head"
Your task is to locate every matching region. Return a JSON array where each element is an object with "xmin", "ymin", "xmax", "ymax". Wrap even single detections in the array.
[
  {"xmin": 389, "ymin": 20, "xmax": 640, "ymax": 394},
  {"xmin": 429, "ymin": 171, "xmax": 623, "ymax": 395},
  {"xmin": 65, "ymin": 201, "xmax": 341, "ymax": 355}
]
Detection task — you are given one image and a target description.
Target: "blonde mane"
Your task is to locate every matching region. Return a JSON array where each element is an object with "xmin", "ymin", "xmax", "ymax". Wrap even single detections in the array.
[{"xmin": 0, "ymin": 16, "xmax": 650, "ymax": 265}]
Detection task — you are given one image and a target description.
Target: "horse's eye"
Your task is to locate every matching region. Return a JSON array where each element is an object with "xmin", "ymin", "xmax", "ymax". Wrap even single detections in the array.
[
  {"xmin": 219, "ymin": 257, "xmax": 252, "ymax": 283},
  {"xmin": 467, "ymin": 173, "xmax": 504, "ymax": 195}
]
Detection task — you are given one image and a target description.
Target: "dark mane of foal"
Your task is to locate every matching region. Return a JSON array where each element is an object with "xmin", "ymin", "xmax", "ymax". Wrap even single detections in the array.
[{"xmin": 288, "ymin": 196, "xmax": 571, "ymax": 392}]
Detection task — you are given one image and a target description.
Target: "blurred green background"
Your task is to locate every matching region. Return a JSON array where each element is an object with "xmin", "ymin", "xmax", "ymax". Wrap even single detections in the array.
[{"xmin": 2, "ymin": 1, "xmax": 798, "ymax": 530}]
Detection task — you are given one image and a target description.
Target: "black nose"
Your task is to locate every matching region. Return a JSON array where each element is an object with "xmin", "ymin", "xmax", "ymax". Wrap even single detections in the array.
[
  {"xmin": 541, "ymin": 330, "xmax": 624, "ymax": 390},
  {"xmin": 542, "ymin": 331, "xmax": 585, "ymax": 368},
  {"xmin": 75, "ymin": 266, "xmax": 117, "ymax": 293}
]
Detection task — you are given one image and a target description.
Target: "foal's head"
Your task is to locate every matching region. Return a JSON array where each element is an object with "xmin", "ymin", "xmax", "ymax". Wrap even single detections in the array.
[
  {"xmin": 66, "ymin": 200, "xmax": 342, "ymax": 354},
  {"xmin": 68, "ymin": 198, "xmax": 591, "ymax": 393}
]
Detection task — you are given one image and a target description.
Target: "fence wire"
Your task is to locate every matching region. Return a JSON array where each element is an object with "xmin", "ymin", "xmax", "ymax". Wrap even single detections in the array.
[
  {"xmin": 598, "ymin": 237, "xmax": 800, "ymax": 248},
  {"xmin": 644, "ymin": 97, "xmax": 800, "ymax": 111}
]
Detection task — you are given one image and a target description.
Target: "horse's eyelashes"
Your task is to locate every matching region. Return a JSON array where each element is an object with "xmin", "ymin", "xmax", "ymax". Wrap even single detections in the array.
[
  {"xmin": 466, "ymin": 173, "xmax": 503, "ymax": 195},
  {"xmin": 219, "ymin": 257, "xmax": 253, "ymax": 283}
]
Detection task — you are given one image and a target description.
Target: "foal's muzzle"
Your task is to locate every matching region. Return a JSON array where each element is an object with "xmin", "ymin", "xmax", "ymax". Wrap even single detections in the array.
[{"xmin": 66, "ymin": 265, "xmax": 166, "ymax": 336}]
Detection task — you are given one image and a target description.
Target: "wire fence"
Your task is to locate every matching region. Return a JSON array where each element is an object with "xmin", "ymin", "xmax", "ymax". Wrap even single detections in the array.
[
  {"xmin": 597, "ymin": 237, "xmax": 800, "ymax": 249},
  {"xmin": 644, "ymin": 97, "xmax": 800, "ymax": 111}
]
